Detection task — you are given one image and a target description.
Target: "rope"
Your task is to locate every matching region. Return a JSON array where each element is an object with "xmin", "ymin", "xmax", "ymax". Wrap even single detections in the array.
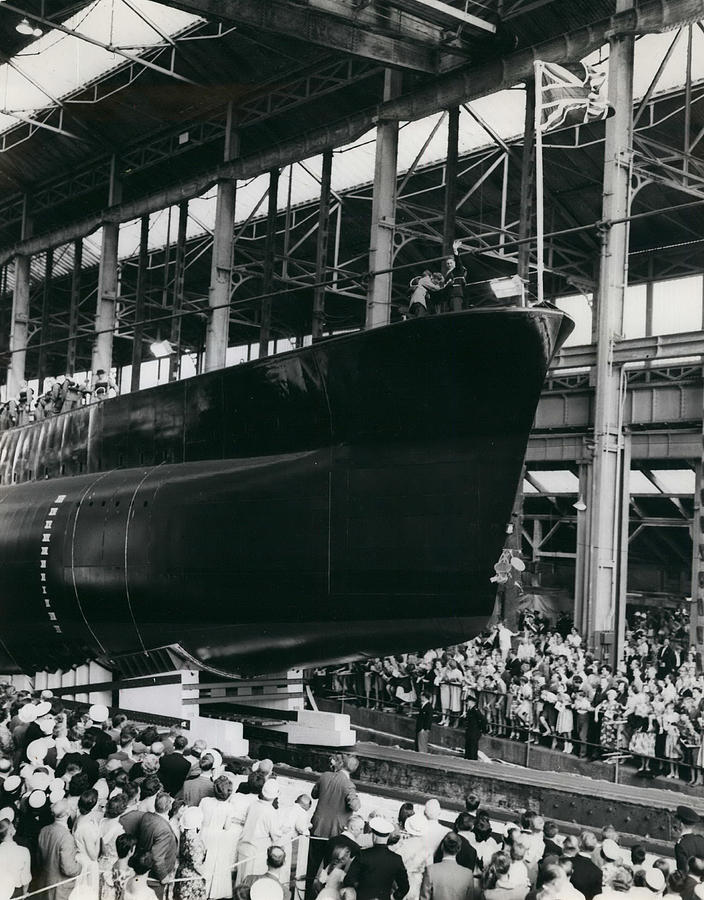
[{"xmin": 14, "ymin": 831, "xmax": 307, "ymax": 898}]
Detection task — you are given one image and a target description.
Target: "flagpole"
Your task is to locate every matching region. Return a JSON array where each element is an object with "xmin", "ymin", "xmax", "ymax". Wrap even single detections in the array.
[{"xmin": 534, "ymin": 60, "xmax": 545, "ymax": 306}]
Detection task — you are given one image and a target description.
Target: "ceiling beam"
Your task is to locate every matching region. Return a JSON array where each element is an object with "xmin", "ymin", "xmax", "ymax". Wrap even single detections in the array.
[
  {"xmin": 164, "ymin": 0, "xmax": 458, "ymax": 72},
  {"xmin": 1, "ymin": 0, "xmax": 702, "ymax": 265}
]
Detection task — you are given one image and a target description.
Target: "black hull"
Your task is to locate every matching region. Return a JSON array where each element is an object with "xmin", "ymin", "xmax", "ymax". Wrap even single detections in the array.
[{"xmin": 0, "ymin": 308, "xmax": 572, "ymax": 675}]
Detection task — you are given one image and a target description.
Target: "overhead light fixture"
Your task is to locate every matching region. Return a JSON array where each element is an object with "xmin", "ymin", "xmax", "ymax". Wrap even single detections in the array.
[
  {"xmin": 15, "ymin": 18, "xmax": 34, "ymax": 35},
  {"xmin": 490, "ymin": 274, "xmax": 524, "ymax": 300},
  {"xmin": 573, "ymin": 496, "xmax": 587, "ymax": 512},
  {"xmin": 149, "ymin": 339, "xmax": 175, "ymax": 358}
]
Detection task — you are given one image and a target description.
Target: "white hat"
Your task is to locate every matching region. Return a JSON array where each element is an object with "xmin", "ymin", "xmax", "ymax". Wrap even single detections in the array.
[
  {"xmin": 0, "ymin": 807, "xmax": 14, "ymax": 822},
  {"xmin": 106, "ymin": 759, "xmax": 123, "ymax": 773},
  {"xmin": 644, "ymin": 868, "xmax": 666, "ymax": 892},
  {"xmin": 3, "ymin": 775, "xmax": 20, "ymax": 794},
  {"xmin": 18, "ymin": 704, "xmax": 37, "ymax": 724},
  {"xmin": 28, "ymin": 771, "xmax": 51, "ymax": 792},
  {"xmin": 26, "ymin": 739, "xmax": 48, "ymax": 763},
  {"xmin": 37, "ymin": 716, "xmax": 55, "ymax": 735},
  {"xmin": 28, "ymin": 790, "xmax": 46, "ymax": 810},
  {"xmin": 369, "ymin": 817, "xmax": 394, "ymax": 836},
  {"xmin": 252, "ymin": 759, "xmax": 274, "ymax": 776},
  {"xmin": 204, "ymin": 749, "xmax": 222, "ymax": 771},
  {"xmin": 40, "ymin": 690, "xmax": 54, "ymax": 700},
  {"xmin": 182, "ymin": 806, "xmax": 203, "ymax": 830},
  {"xmin": 261, "ymin": 779, "xmax": 279, "ymax": 802},
  {"xmin": 250, "ymin": 878, "xmax": 284, "ymax": 900},
  {"xmin": 404, "ymin": 814, "xmax": 428, "ymax": 837},
  {"xmin": 89, "ymin": 704, "xmax": 109, "ymax": 724},
  {"xmin": 34, "ymin": 701, "xmax": 51, "ymax": 719},
  {"xmin": 601, "ymin": 839, "xmax": 621, "ymax": 862}
]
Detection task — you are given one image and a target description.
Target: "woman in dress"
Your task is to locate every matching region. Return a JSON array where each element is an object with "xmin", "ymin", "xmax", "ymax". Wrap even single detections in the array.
[
  {"xmin": 315, "ymin": 845, "xmax": 351, "ymax": 900},
  {"xmin": 174, "ymin": 806, "xmax": 207, "ymax": 900},
  {"xmin": 72, "ymin": 789, "xmax": 102, "ymax": 900},
  {"xmin": 555, "ymin": 691, "xmax": 574, "ymax": 754},
  {"xmin": 200, "ymin": 775, "xmax": 239, "ymax": 899},
  {"xmin": 391, "ymin": 813, "xmax": 428, "ymax": 900},
  {"xmin": 663, "ymin": 701, "xmax": 682, "ymax": 779},
  {"xmin": 99, "ymin": 794, "xmax": 127, "ymax": 900},
  {"xmin": 236, "ymin": 780, "xmax": 282, "ymax": 886},
  {"xmin": 111, "ymin": 834, "xmax": 136, "ymax": 900},
  {"xmin": 445, "ymin": 660, "xmax": 464, "ymax": 728}
]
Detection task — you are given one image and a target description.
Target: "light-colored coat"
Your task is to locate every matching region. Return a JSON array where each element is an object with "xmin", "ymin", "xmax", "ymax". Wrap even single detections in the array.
[
  {"xmin": 419, "ymin": 859, "xmax": 477, "ymax": 900},
  {"xmin": 36, "ymin": 822, "xmax": 81, "ymax": 900},
  {"xmin": 310, "ymin": 771, "xmax": 360, "ymax": 838}
]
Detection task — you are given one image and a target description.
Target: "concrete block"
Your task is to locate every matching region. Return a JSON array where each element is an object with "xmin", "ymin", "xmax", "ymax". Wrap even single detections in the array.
[
  {"xmin": 286, "ymin": 725, "xmax": 356, "ymax": 747},
  {"xmin": 297, "ymin": 710, "xmax": 351, "ymax": 731},
  {"xmin": 193, "ymin": 715, "xmax": 248, "ymax": 757}
]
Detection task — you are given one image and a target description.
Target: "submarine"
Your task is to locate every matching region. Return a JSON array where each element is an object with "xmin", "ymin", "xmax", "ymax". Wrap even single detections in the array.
[{"xmin": 0, "ymin": 305, "xmax": 572, "ymax": 676}]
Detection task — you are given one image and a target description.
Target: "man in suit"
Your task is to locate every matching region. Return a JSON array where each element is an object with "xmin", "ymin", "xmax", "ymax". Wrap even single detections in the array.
[
  {"xmin": 36, "ymin": 799, "xmax": 82, "ymax": 900},
  {"xmin": 542, "ymin": 821, "xmax": 562, "ymax": 859},
  {"xmin": 433, "ymin": 814, "xmax": 476, "ymax": 872},
  {"xmin": 182, "ymin": 752, "xmax": 216, "ymax": 807},
  {"xmin": 463, "ymin": 695, "xmax": 487, "ymax": 761},
  {"xmin": 682, "ymin": 855, "xmax": 704, "ymax": 900},
  {"xmin": 309, "ymin": 755, "xmax": 361, "ymax": 887},
  {"xmin": 324, "ymin": 814, "xmax": 364, "ymax": 866},
  {"xmin": 421, "ymin": 832, "xmax": 476, "ymax": 900},
  {"xmin": 675, "ymin": 806, "xmax": 704, "ymax": 873},
  {"xmin": 416, "ymin": 692, "xmax": 434, "ymax": 753},
  {"xmin": 562, "ymin": 834, "xmax": 601, "ymax": 900},
  {"xmin": 135, "ymin": 791, "xmax": 178, "ymax": 899},
  {"xmin": 159, "ymin": 734, "xmax": 191, "ymax": 797},
  {"xmin": 343, "ymin": 817, "xmax": 409, "ymax": 900},
  {"xmin": 657, "ymin": 638, "xmax": 679, "ymax": 678}
]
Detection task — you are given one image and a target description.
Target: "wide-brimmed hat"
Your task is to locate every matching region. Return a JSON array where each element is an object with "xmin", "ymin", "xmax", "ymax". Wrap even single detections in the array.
[
  {"xmin": 28, "ymin": 790, "xmax": 46, "ymax": 810},
  {"xmin": 18, "ymin": 705, "xmax": 37, "ymax": 724},
  {"xmin": 644, "ymin": 868, "xmax": 666, "ymax": 892},
  {"xmin": 404, "ymin": 814, "xmax": 428, "ymax": 837},
  {"xmin": 89, "ymin": 704, "xmax": 109, "ymax": 724},
  {"xmin": 34, "ymin": 701, "xmax": 51, "ymax": 719}
]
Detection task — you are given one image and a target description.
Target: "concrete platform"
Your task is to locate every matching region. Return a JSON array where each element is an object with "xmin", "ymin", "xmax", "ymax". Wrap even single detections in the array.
[{"xmin": 249, "ymin": 736, "xmax": 704, "ymax": 845}]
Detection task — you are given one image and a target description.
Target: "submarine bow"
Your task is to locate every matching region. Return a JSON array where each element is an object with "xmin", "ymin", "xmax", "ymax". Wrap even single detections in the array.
[{"xmin": 0, "ymin": 307, "xmax": 572, "ymax": 676}]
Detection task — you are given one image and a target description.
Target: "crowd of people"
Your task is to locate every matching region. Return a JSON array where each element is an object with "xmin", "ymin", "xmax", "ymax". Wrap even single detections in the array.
[
  {"xmin": 0, "ymin": 370, "xmax": 118, "ymax": 430},
  {"xmin": 0, "ymin": 679, "xmax": 702, "ymax": 900},
  {"xmin": 0, "ymin": 687, "xmax": 312, "ymax": 900},
  {"xmin": 316, "ymin": 609, "xmax": 702, "ymax": 779}
]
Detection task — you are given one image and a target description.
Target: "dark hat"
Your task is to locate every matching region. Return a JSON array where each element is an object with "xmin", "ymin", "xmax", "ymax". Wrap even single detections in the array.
[{"xmin": 677, "ymin": 805, "xmax": 700, "ymax": 825}]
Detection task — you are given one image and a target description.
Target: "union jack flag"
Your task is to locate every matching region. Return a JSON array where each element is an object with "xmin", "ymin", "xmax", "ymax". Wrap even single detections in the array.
[{"xmin": 536, "ymin": 60, "xmax": 613, "ymax": 133}]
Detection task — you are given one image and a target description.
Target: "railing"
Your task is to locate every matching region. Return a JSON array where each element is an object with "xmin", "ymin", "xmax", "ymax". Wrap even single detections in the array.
[{"xmin": 315, "ymin": 685, "xmax": 701, "ymax": 788}]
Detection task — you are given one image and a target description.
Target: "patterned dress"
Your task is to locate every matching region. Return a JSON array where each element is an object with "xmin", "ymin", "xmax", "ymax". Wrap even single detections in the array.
[{"xmin": 174, "ymin": 830, "xmax": 207, "ymax": 900}]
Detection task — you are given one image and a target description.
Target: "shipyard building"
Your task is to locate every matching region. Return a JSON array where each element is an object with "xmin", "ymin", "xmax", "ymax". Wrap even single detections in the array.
[{"xmin": 0, "ymin": 2, "xmax": 702, "ymax": 899}]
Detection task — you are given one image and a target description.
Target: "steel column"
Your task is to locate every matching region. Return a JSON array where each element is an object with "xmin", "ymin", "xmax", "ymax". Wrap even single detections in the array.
[
  {"xmin": 366, "ymin": 69, "xmax": 402, "ymax": 330},
  {"xmin": 205, "ymin": 111, "xmax": 239, "ymax": 373},
  {"xmin": 130, "ymin": 216, "xmax": 150, "ymax": 392},
  {"xmin": 8, "ymin": 255, "xmax": 30, "ymax": 397},
  {"xmin": 585, "ymin": 0, "xmax": 634, "ymax": 660},
  {"xmin": 518, "ymin": 79, "xmax": 535, "ymax": 283},
  {"xmin": 37, "ymin": 248, "xmax": 54, "ymax": 384},
  {"xmin": 313, "ymin": 149, "xmax": 333, "ymax": 341},
  {"xmin": 169, "ymin": 201, "xmax": 189, "ymax": 380},
  {"xmin": 443, "ymin": 106, "xmax": 460, "ymax": 309},
  {"xmin": 67, "ymin": 239, "xmax": 82, "ymax": 376},
  {"xmin": 91, "ymin": 222, "xmax": 119, "ymax": 377},
  {"xmin": 259, "ymin": 168, "xmax": 280, "ymax": 358},
  {"xmin": 204, "ymin": 180, "xmax": 235, "ymax": 372}
]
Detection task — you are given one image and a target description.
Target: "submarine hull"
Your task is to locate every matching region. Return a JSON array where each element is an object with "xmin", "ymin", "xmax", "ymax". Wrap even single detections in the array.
[{"xmin": 0, "ymin": 307, "xmax": 572, "ymax": 675}]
